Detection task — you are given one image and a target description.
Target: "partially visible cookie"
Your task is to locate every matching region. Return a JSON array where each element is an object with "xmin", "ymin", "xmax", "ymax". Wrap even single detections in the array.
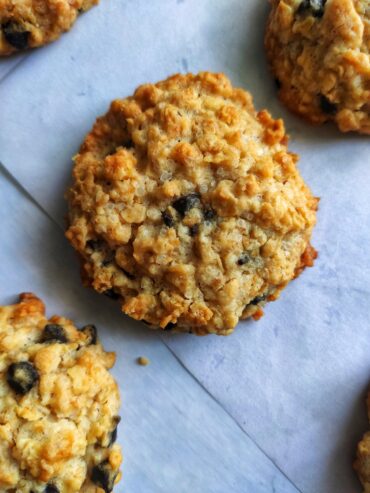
[
  {"xmin": 66, "ymin": 72, "xmax": 317, "ymax": 336},
  {"xmin": 265, "ymin": 0, "xmax": 370, "ymax": 134},
  {"xmin": 0, "ymin": 293, "xmax": 122, "ymax": 493},
  {"xmin": 0, "ymin": 0, "xmax": 98, "ymax": 56},
  {"xmin": 355, "ymin": 392, "xmax": 370, "ymax": 492}
]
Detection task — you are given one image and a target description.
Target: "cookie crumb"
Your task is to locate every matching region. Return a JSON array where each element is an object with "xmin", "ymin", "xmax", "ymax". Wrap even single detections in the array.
[{"xmin": 137, "ymin": 356, "xmax": 150, "ymax": 366}]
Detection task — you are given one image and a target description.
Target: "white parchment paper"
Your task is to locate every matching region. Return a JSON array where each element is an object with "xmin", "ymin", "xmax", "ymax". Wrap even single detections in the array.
[{"xmin": 0, "ymin": 1, "xmax": 369, "ymax": 492}]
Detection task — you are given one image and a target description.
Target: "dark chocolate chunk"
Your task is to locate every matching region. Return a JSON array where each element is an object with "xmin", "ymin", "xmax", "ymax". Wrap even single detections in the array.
[
  {"xmin": 3, "ymin": 22, "xmax": 30, "ymax": 50},
  {"xmin": 189, "ymin": 224, "xmax": 199, "ymax": 236},
  {"xmin": 108, "ymin": 417, "xmax": 121, "ymax": 446},
  {"xmin": 297, "ymin": 0, "xmax": 327, "ymax": 18},
  {"xmin": 86, "ymin": 239, "xmax": 103, "ymax": 251},
  {"xmin": 172, "ymin": 193, "xmax": 200, "ymax": 217},
  {"xmin": 44, "ymin": 484, "xmax": 59, "ymax": 493},
  {"xmin": 203, "ymin": 208, "xmax": 216, "ymax": 221},
  {"xmin": 41, "ymin": 324, "xmax": 68, "ymax": 344},
  {"xmin": 297, "ymin": 0, "xmax": 310, "ymax": 14},
  {"xmin": 237, "ymin": 253, "xmax": 251, "ymax": 266},
  {"xmin": 250, "ymin": 294, "xmax": 267, "ymax": 305},
  {"xmin": 102, "ymin": 252, "xmax": 115, "ymax": 267},
  {"xmin": 7, "ymin": 361, "xmax": 39, "ymax": 395},
  {"xmin": 80, "ymin": 324, "xmax": 97, "ymax": 345},
  {"xmin": 104, "ymin": 289, "xmax": 120, "ymax": 300},
  {"xmin": 109, "ymin": 427, "xmax": 118, "ymax": 446},
  {"xmin": 164, "ymin": 322, "xmax": 176, "ymax": 331},
  {"xmin": 124, "ymin": 139, "xmax": 134, "ymax": 149},
  {"xmin": 122, "ymin": 269, "xmax": 135, "ymax": 280},
  {"xmin": 274, "ymin": 78, "xmax": 281, "ymax": 90},
  {"xmin": 91, "ymin": 461, "xmax": 117, "ymax": 493},
  {"xmin": 319, "ymin": 94, "xmax": 338, "ymax": 115},
  {"xmin": 162, "ymin": 210, "xmax": 175, "ymax": 228}
]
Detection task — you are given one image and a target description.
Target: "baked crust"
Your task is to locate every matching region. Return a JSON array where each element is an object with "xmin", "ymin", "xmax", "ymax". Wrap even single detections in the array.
[
  {"xmin": 66, "ymin": 72, "xmax": 318, "ymax": 335},
  {"xmin": 0, "ymin": 293, "xmax": 122, "ymax": 492},
  {"xmin": 355, "ymin": 393, "xmax": 370, "ymax": 492},
  {"xmin": 265, "ymin": 0, "xmax": 370, "ymax": 134},
  {"xmin": 0, "ymin": 0, "xmax": 98, "ymax": 55}
]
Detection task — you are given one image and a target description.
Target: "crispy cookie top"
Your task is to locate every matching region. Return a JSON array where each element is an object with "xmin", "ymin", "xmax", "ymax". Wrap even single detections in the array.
[
  {"xmin": 0, "ymin": 293, "xmax": 121, "ymax": 493},
  {"xmin": 265, "ymin": 0, "xmax": 370, "ymax": 134},
  {"xmin": 66, "ymin": 72, "xmax": 317, "ymax": 335},
  {"xmin": 0, "ymin": 0, "xmax": 98, "ymax": 55},
  {"xmin": 355, "ymin": 392, "xmax": 370, "ymax": 492}
]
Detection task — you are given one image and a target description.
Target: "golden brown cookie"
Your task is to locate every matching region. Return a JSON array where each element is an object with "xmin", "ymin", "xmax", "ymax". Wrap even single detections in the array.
[
  {"xmin": 355, "ymin": 392, "xmax": 370, "ymax": 492},
  {"xmin": 265, "ymin": 0, "xmax": 370, "ymax": 134},
  {"xmin": 0, "ymin": 293, "xmax": 122, "ymax": 492},
  {"xmin": 66, "ymin": 72, "xmax": 318, "ymax": 336},
  {"xmin": 0, "ymin": 0, "xmax": 98, "ymax": 55}
]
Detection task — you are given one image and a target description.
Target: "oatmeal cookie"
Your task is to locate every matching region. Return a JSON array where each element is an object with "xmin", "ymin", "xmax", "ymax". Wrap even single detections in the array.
[
  {"xmin": 355, "ymin": 392, "xmax": 370, "ymax": 492},
  {"xmin": 0, "ymin": 293, "xmax": 122, "ymax": 492},
  {"xmin": 265, "ymin": 0, "xmax": 370, "ymax": 134},
  {"xmin": 66, "ymin": 72, "xmax": 318, "ymax": 336},
  {"xmin": 0, "ymin": 0, "xmax": 98, "ymax": 55}
]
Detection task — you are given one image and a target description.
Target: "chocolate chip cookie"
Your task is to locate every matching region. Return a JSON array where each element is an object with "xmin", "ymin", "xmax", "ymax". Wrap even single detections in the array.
[
  {"xmin": 265, "ymin": 0, "xmax": 370, "ymax": 134},
  {"xmin": 0, "ymin": 0, "xmax": 98, "ymax": 56},
  {"xmin": 355, "ymin": 392, "xmax": 370, "ymax": 492},
  {"xmin": 66, "ymin": 72, "xmax": 318, "ymax": 336},
  {"xmin": 0, "ymin": 293, "xmax": 122, "ymax": 492}
]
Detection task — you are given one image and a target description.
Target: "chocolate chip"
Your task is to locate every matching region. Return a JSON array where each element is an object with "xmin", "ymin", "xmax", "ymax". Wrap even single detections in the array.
[
  {"xmin": 87, "ymin": 239, "xmax": 103, "ymax": 251},
  {"xmin": 41, "ymin": 324, "xmax": 68, "ymax": 344},
  {"xmin": 319, "ymin": 94, "xmax": 338, "ymax": 115},
  {"xmin": 102, "ymin": 252, "xmax": 115, "ymax": 267},
  {"xmin": 189, "ymin": 224, "xmax": 199, "ymax": 236},
  {"xmin": 91, "ymin": 461, "xmax": 117, "ymax": 493},
  {"xmin": 297, "ymin": 0, "xmax": 327, "ymax": 18},
  {"xmin": 122, "ymin": 269, "xmax": 135, "ymax": 280},
  {"xmin": 44, "ymin": 484, "xmax": 59, "ymax": 493},
  {"xmin": 124, "ymin": 139, "xmax": 134, "ymax": 149},
  {"xmin": 108, "ymin": 417, "xmax": 121, "ymax": 446},
  {"xmin": 109, "ymin": 427, "xmax": 118, "ymax": 446},
  {"xmin": 297, "ymin": 0, "xmax": 310, "ymax": 13},
  {"xmin": 237, "ymin": 253, "xmax": 251, "ymax": 266},
  {"xmin": 250, "ymin": 294, "xmax": 267, "ymax": 305},
  {"xmin": 80, "ymin": 324, "xmax": 97, "ymax": 345},
  {"xmin": 203, "ymin": 208, "xmax": 216, "ymax": 221},
  {"xmin": 172, "ymin": 193, "xmax": 200, "ymax": 217},
  {"xmin": 164, "ymin": 322, "xmax": 176, "ymax": 331},
  {"xmin": 104, "ymin": 289, "xmax": 120, "ymax": 300},
  {"xmin": 162, "ymin": 210, "xmax": 175, "ymax": 228},
  {"xmin": 2, "ymin": 22, "xmax": 30, "ymax": 50},
  {"xmin": 7, "ymin": 362, "xmax": 39, "ymax": 395},
  {"xmin": 274, "ymin": 78, "xmax": 281, "ymax": 90}
]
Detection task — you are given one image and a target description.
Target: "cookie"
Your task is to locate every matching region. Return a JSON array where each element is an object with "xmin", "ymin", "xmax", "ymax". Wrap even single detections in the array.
[
  {"xmin": 0, "ymin": 0, "xmax": 98, "ymax": 56},
  {"xmin": 66, "ymin": 72, "xmax": 318, "ymax": 336},
  {"xmin": 355, "ymin": 392, "xmax": 370, "ymax": 492},
  {"xmin": 0, "ymin": 293, "xmax": 122, "ymax": 492},
  {"xmin": 265, "ymin": 0, "xmax": 370, "ymax": 134}
]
